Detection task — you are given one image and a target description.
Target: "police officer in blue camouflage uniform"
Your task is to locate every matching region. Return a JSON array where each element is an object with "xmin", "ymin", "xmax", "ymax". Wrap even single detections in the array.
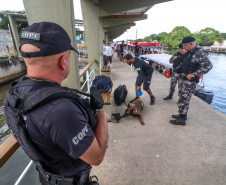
[
  {"xmin": 164, "ymin": 43, "xmax": 186, "ymax": 100},
  {"xmin": 170, "ymin": 36, "xmax": 213, "ymax": 126}
]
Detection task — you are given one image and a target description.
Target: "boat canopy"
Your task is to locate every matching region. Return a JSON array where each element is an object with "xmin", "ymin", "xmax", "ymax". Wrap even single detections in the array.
[{"xmin": 140, "ymin": 54, "xmax": 173, "ymax": 69}]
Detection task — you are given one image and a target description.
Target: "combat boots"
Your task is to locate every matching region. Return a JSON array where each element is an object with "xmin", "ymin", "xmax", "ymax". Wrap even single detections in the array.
[
  {"xmin": 164, "ymin": 93, "xmax": 173, "ymax": 100},
  {"xmin": 170, "ymin": 114, "xmax": 187, "ymax": 126},
  {"xmin": 172, "ymin": 114, "xmax": 187, "ymax": 120}
]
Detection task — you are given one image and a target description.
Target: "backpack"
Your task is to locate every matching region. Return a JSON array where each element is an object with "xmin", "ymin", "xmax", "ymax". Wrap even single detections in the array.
[
  {"xmin": 92, "ymin": 75, "xmax": 113, "ymax": 93},
  {"xmin": 114, "ymin": 85, "xmax": 128, "ymax": 106}
]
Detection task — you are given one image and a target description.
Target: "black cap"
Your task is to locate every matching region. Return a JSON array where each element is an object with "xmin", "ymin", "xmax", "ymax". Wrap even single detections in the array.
[
  {"xmin": 20, "ymin": 22, "xmax": 78, "ymax": 58},
  {"xmin": 179, "ymin": 43, "xmax": 183, "ymax": 48},
  {"xmin": 122, "ymin": 40, "xmax": 124, "ymax": 43},
  {"xmin": 103, "ymin": 40, "xmax": 106, "ymax": 42},
  {"xmin": 182, "ymin": 36, "xmax": 196, "ymax": 44}
]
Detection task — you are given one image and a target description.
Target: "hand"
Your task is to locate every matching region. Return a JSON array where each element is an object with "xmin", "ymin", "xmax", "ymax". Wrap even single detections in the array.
[
  {"xmin": 95, "ymin": 110, "xmax": 109, "ymax": 123},
  {"xmin": 187, "ymin": 73, "xmax": 195, "ymax": 80},
  {"xmin": 173, "ymin": 56, "xmax": 177, "ymax": 61}
]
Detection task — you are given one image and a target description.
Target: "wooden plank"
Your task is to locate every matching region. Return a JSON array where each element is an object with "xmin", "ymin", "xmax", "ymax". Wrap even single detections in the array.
[
  {"xmin": 0, "ymin": 135, "xmax": 20, "ymax": 168},
  {"xmin": 79, "ymin": 59, "xmax": 96, "ymax": 78},
  {"xmin": 102, "ymin": 92, "xmax": 111, "ymax": 105}
]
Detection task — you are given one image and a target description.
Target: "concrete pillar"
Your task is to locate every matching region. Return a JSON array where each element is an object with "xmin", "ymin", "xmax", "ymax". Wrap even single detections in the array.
[
  {"xmin": 81, "ymin": 0, "xmax": 112, "ymax": 119},
  {"xmin": 8, "ymin": 15, "xmax": 21, "ymax": 57},
  {"xmin": 22, "ymin": 0, "xmax": 80, "ymax": 89},
  {"xmin": 81, "ymin": 0, "xmax": 105, "ymax": 75}
]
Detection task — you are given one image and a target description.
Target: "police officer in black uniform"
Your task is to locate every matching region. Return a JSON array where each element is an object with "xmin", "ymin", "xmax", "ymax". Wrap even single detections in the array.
[
  {"xmin": 170, "ymin": 36, "xmax": 213, "ymax": 126},
  {"xmin": 4, "ymin": 22, "xmax": 109, "ymax": 185},
  {"xmin": 133, "ymin": 42, "xmax": 141, "ymax": 57},
  {"xmin": 164, "ymin": 43, "xmax": 186, "ymax": 100},
  {"xmin": 123, "ymin": 53, "xmax": 155, "ymax": 105},
  {"xmin": 120, "ymin": 41, "xmax": 126, "ymax": 62}
]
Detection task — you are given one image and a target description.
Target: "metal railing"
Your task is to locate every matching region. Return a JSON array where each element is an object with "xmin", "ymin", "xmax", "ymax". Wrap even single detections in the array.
[
  {"xmin": 0, "ymin": 58, "xmax": 97, "ymax": 185},
  {"xmin": 80, "ymin": 59, "xmax": 96, "ymax": 93}
]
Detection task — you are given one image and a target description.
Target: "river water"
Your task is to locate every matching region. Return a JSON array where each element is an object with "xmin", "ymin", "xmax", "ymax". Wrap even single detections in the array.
[
  {"xmin": 166, "ymin": 49, "xmax": 226, "ymax": 115},
  {"xmin": 0, "ymin": 52, "xmax": 225, "ymax": 184}
]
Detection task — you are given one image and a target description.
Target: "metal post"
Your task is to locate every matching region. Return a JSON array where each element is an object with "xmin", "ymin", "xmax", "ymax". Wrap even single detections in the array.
[
  {"xmin": 14, "ymin": 161, "xmax": 33, "ymax": 185},
  {"xmin": 86, "ymin": 70, "xmax": 90, "ymax": 93}
]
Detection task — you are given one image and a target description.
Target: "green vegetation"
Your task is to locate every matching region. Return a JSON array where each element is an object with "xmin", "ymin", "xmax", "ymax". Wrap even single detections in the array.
[{"xmin": 144, "ymin": 26, "xmax": 225, "ymax": 48}]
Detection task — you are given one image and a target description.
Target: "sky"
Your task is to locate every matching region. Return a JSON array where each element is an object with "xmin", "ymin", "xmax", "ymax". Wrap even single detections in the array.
[{"xmin": 1, "ymin": 0, "xmax": 226, "ymax": 41}]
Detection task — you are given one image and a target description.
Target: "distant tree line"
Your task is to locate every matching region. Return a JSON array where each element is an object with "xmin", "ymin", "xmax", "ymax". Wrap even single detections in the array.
[{"xmin": 143, "ymin": 26, "xmax": 226, "ymax": 48}]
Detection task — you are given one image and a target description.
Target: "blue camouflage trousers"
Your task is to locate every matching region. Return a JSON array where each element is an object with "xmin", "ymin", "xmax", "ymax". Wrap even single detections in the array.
[
  {"xmin": 169, "ymin": 71, "xmax": 179, "ymax": 95},
  {"xmin": 178, "ymin": 79, "xmax": 196, "ymax": 115}
]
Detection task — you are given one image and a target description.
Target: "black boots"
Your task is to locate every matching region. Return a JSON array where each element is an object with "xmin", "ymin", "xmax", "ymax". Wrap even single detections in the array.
[
  {"xmin": 172, "ymin": 114, "xmax": 187, "ymax": 120},
  {"xmin": 150, "ymin": 96, "xmax": 156, "ymax": 105},
  {"xmin": 164, "ymin": 93, "xmax": 173, "ymax": 100},
  {"xmin": 170, "ymin": 114, "xmax": 187, "ymax": 126}
]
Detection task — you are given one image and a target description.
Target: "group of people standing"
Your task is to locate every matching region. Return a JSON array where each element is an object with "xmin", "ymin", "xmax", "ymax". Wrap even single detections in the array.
[
  {"xmin": 133, "ymin": 42, "xmax": 159, "ymax": 57},
  {"xmin": 124, "ymin": 36, "xmax": 213, "ymax": 126},
  {"xmin": 164, "ymin": 36, "xmax": 213, "ymax": 125}
]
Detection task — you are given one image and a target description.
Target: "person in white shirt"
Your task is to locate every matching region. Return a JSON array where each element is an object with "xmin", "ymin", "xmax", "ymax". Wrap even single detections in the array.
[
  {"xmin": 103, "ymin": 40, "xmax": 107, "ymax": 66},
  {"xmin": 106, "ymin": 42, "xmax": 113, "ymax": 67}
]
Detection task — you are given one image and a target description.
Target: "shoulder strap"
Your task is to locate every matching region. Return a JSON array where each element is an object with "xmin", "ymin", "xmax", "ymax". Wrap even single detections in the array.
[
  {"xmin": 12, "ymin": 79, "xmax": 61, "ymax": 88},
  {"xmin": 8, "ymin": 79, "xmax": 84, "ymax": 114}
]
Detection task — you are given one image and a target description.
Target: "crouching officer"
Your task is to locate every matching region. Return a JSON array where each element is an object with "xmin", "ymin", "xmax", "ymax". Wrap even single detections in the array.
[
  {"xmin": 4, "ymin": 22, "xmax": 109, "ymax": 185},
  {"xmin": 170, "ymin": 36, "xmax": 213, "ymax": 125},
  {"xmin": 164, "ymin": 43, "xmax": 186, "ymax": 100}
]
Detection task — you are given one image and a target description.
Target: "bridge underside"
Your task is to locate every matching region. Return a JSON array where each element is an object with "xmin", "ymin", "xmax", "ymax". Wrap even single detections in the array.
[{"xmin": 11, "ymin": 0, "xmax": 171, "ymax": 89}]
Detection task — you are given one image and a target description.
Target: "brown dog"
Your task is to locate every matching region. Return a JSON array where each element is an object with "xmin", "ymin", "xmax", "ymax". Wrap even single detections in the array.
[{"xmin": 121, "ymin": 97, "xmax": 145, "ymax": 125}]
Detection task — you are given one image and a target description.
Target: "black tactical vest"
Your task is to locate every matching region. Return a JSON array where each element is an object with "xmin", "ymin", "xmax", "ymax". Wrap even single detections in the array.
[
  {"xmin": 181, "ymin": 47, "xmax": 201, "ymax": 74},
  {"xmin": 173, "ymin": 52, "xmax": 184, "ymax": 69},
  {"xmin": 4, "ymin": 78, "xmax": 102, "ymax": 179}
]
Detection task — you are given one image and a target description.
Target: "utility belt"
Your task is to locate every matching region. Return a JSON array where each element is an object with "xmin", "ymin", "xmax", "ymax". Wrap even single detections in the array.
[
  {"xmin": 38, "ymin": 168, "xmax": 98, "ymax": 185},
  {"xmin": 180, "ymin": 75, "xmax": 199, "ymax": 83}
]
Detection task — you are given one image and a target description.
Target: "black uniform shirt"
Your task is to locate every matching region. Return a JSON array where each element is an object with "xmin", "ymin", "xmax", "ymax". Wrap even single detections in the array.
[
  {"xmin": 134, "ymin": 45, "xmax": 141, "ymax": 53},
  {"xmin": 17, "ymin": 76, "xmax": 95, "ymax": 177},
  {"xmin": 120, "ymin": 44, "xmax": 126, "ymax": 52},
  {"xmin": 134, "ymin": 57, "xmax": 152, "ymax": 76}
]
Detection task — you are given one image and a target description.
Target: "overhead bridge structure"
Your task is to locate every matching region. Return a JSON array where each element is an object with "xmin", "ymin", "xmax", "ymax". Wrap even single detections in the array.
[{"xmin": 7, "ymin": 0, "xmax": 171, "ymax": 89}]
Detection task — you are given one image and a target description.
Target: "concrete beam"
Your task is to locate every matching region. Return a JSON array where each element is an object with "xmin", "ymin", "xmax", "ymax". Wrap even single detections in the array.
[
  {"xmin": 104, "ymin": 14, "xmax": 147, "ymax": 19},
  {"xmin": 104, "ymin": 23, "xmax": 135, "ymax": 32},
  {"xmin": 8, "ymin": 15, "xmax": 21, "ymax": 57},
  {"xmin": 22, "ymin": 0, "xmax": 80, "ymax": 89},
  {"xmin": 14, "ymin": 17, "xmax": 27, "ymax": 22},
  {"xmin": 106, "ymin": 29, "xmax": 128, "ymax": 35},
  {"xmin": 108, "ymin": 32, "xmax": 125, "ymax": 40},
  {"xmin": 100, "ymin": 0, "xmax": 172, "ymax": 16},
  {"xmin": 103, "ymin": 15, "xmax": 147, "ymax": 27}
]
